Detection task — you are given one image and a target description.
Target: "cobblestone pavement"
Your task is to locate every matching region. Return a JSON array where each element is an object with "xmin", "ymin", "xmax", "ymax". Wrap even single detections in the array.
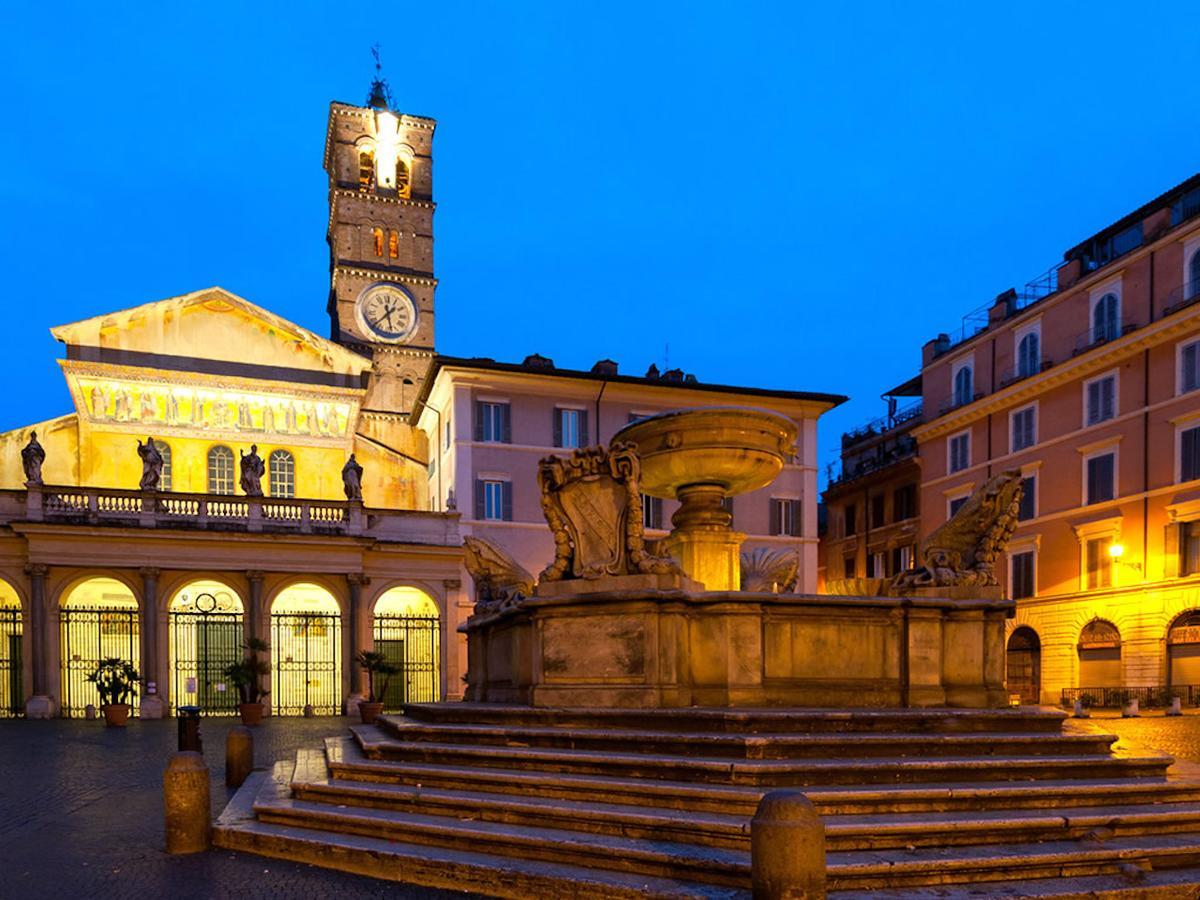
[
  {"xmin": 1084, "ymin": 708, "xmax": 1200, "ymax": 764},
  {"xmin": 0, "ymin": 716, "xmax": 472, "ymax": 900}
]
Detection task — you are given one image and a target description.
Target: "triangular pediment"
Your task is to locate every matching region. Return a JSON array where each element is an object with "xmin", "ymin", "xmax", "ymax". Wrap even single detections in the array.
[{"xmin": 51, "ymin": 287, "xmax": 372, "ymax": 378}]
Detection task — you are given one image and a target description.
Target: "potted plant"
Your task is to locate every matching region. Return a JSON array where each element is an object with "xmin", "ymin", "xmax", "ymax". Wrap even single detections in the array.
[
  {"xmin": 355, "ymin": 650, "xmax": 400, "ymax": 725},
  {"xmin": 86, "ymin": 657, "xmax": 141, "ymax": 727},
  {"xmin": 223, "ymin": 637, "xmax": 270, "ymax": 726}
]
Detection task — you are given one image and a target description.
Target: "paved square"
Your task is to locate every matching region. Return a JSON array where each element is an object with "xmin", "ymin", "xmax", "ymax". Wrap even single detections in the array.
[{"xmin": 0, "ymin": 717, "xmax": 469, "ymax": 900}]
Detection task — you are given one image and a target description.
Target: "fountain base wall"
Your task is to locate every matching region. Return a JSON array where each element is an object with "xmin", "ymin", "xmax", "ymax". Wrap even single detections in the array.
[{"xmin": 463, "ymin": 588, "xmax": 1013, "ymax": 709}]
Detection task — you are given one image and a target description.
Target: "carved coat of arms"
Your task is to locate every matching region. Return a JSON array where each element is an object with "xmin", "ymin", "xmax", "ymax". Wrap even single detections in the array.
[{"xmin": 538, "ymin": 442, "xmax": 680, "ymax": 583}]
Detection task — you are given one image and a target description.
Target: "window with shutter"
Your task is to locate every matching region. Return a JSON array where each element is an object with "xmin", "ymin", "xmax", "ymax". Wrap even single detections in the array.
[
  {"xmin": 1182, "ymin": 521, "xmax": 1200, "ymax": 575},
  {"xmin": 643, "ymin": 495, "xmax": 663, "ymax": 530},
  {"xmin": 949, "ymin": 433, "xmax": 970, "ymax": 473},
  {"xmin": 1018, "ymin": 476, "xmax": 1036, "ymax": 521},
  {"xmin": 949, "ymin": 495, "xmax": 968, "ymax": 517},
  {"xmin": 1182, "ymin": 426, "xmax": 1200, "ymax": 483},
  {"xmin": 476, "ymin": 402, "xmax": 511, "ymax": 443},
  {"xmin": 1086, "ymin": 453, "xmax": 1115, "ymax": 505},
  {"xmin": 1011, "ymin": 406, "xmax": 1036, "ymax": 452},
  {"xmin": 844, "ymin": 504, "xmax": 857, "ymax": 536},
  {"xmin": 1011, "ymin": 551, "xmax": 1035, "ymax": 599},
  {"xmin": 1086, "ymin": 375, "xmax": 1116, "ymax": 425},
  {"xmin": 953, "ymin": 365, "xmax": 973, "ymax": 407},
  {"xmin": 1182, "ymin": 342, "xmax": 1200, "ymax": 394},
  {"xmin": 1086, "ymin": 537, "xmax": 1113, "ymax": 589},
  {"xmin": 481, "ymin": 479, "xmax": 508, "ymax": 520},
  {"xmin": 870, "ymin": 494, "xmax": 885, "ymax": 528}
]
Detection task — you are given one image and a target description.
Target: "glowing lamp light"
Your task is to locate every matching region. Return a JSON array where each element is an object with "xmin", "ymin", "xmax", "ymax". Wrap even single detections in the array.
[{"xmin": 1108, "ymin": 543, "xmax": 1125, "ymax": 559}]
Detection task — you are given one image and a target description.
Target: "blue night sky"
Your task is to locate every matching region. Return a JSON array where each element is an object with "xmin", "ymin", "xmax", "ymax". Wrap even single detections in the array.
[{"xmin": 2, "ymin": 2, "xmax": 1198, "ymax": 484}]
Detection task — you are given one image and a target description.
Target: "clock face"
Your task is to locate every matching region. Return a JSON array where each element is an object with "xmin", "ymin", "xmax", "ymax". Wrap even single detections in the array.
[{"xmin": 356, "ymin": 284, "xmax": 418, "ymax": 343}]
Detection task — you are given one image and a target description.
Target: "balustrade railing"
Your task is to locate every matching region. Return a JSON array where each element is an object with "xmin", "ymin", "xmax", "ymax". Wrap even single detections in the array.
[
  {"xmin": 1060, "ymin": 685, "xmax": 1200, "ymax": 709},
  {"xmin": 25, "ymin": 485, "xmax": 365, "ymax": 536}
]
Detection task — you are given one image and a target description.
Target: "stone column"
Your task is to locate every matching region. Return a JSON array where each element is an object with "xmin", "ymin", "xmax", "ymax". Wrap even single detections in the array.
[
  {"xmin": 139, "ymin": 567, "xmax": 166, "ymax": 718},
  {"xmin": 24, "ymin": 564, "xmax": 53, "ymax": 719},
  {"xmin": 444, "ymin": 578, "xmax": 465, "ymax": 701},
  {"xmin": 245, "ymin": 571, "xmax": 265, "ymax": 645},
  {"xmin": 346, "ymin": 574, "xmax": 370, "ymax": 708}
]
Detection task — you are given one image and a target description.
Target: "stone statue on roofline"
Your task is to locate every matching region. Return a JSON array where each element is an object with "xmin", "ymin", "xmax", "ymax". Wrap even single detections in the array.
[
  {"xmin": 239, "ymin": 445, "xmax": 264, "ymax": 496},
  {"xmin": 892, "ymin": 470, "xmax": 1024, "ymax": 590},
  {"xmin": 342, "ymin": 454, "xmax": 363, "ymax": 501},
  {"xmin": 136, "ymin": 436, "xmax": 163, "ymax": 491},
  {"xmin": 21, "ymin": 432, "xmax": 45, "ymax": 486}
]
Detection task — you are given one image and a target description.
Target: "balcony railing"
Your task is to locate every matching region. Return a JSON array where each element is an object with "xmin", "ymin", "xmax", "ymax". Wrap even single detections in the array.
[
  {"xmin": 28, "ymin": 485, "xmax": 363, "ymax": 535},
  {"xmin": 1161, "ymin": 278, "xmax": 1200, "ymax": 320},
  {"xmin": 997, "ymin": 358, "xmax": 1055, "ymax": 389},
  {"xmin": 829, "ymin": 435, "xmax": 918, "ymax": 486},
  {"xmin": 1071, "ymin": 317, "xmax": 1141, "ymax": 357},
  {"xmin": 841, "ymin": 399, "xmax": 923, "ymax": 446}
]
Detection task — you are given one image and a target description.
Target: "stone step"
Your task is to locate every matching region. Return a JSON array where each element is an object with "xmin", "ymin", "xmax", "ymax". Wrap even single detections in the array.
[
  {"xmin": 399, "ymin": 702, "xmax": 1068, "ymax": 735},
  {"xmin": 833, "ymin": 867, "xmax": 1200, "ymax": 898},
  {"xmin": 214, "ymin": 770, "xmax": 746, "ymax": 899},
  {"xmin": 375, "ymin": 716, "xmax": 1117, "ymax": 759},
  {"xmin": 296, "ymin": 750, "xmax": 1200, "ymax": 853},
  {"xmin": 351, "ymin": 728, "xmax": 1172, "ymax": 786},
  {"xmin": 827, "ymin": 834, "xmax": 1200, "ymax": 891},
  {"xmin": 233, "ymin": 763, "xmax": 1200, "ymax": 892},
  {"xmin": 327, "ymin": 736, "xmax": 1200, "ymax": 815},
  {"xmin": 255, "ymin": 766, "xmax": 751, "ymax": 888}
]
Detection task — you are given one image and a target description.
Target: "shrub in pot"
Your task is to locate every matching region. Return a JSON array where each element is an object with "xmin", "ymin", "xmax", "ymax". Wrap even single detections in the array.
[
  {"xmin": 86, "ymin": 657, "xmax": 141, "ymax": 727},
  {"xmin": 223, "ymin": 637, "xmax": 271, "ymax": 725},
  {"xmin": 355, "ymin": 650, "xmax": 401, "ymax": 725}
]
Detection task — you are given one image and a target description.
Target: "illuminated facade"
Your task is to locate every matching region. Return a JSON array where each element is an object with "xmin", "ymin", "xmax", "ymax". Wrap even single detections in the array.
[{"xmin": 911, "ymin": 174, "xmax": 1200, "ymax": 704}]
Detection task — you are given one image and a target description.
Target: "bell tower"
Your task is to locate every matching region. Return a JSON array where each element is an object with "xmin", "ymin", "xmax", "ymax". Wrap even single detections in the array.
[{"xmin": 324, "ymin": 68, "xmax": 436, "ymax": 415}]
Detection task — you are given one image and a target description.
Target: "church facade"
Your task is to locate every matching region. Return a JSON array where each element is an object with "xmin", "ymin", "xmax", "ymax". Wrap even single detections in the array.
[{"xmin": 0, "ymin": 83, "xmax": 840, "ymax": 719}]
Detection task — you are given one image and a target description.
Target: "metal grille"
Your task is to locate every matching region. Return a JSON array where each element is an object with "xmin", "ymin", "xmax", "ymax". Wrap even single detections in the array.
[
  {"xmin": 60, "ymin": 607, "xmax": 139, "ymax": 718},
  {"xmin": 271, "ymin": 612, "xmax": 341, "ymax": 715},
  {"xmin": 0, "ymin": 608, "xmax": 22, "ymax": 717},
  {"xmin": 170, "ymin": 610, "xmax": 242, "ymax": 715},
  {"xmin": 374, "ymin": 614, "xmax": 440, "ymax": 709}
]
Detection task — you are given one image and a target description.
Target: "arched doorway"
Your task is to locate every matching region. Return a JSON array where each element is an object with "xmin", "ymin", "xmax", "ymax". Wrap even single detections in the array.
[
  {"xmin": 270, "ymin": 583, "xmax": 341, "ymax": 715},
  {"xmin": 373, "ymin": 587, "xmax": 441, "ymax": 708},
  {"xmin": 60, "ymin": 577, "xmax": 139, "ymax": 718},
  {"xmin": 0, "ymin": 581, "xmax": 22, "ymax": 717},
  {"xmin": 1078, "ymin": 619, "xmax": 1122, "ymax": 692},
  {"xmin": 1006, "ymin": 626, "xmax": 1041, "ymax": 705},
  {"xmin": 169, "ymin": 581, "xmax": 244, "ymax": 715},
  {"xmin": 1168, "ymin": 611, "xmax": 1200, "ymax": 692}
]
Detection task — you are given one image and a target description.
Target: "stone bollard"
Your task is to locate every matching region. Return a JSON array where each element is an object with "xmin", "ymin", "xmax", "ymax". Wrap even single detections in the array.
[
  {"xmin": 84, "ymin": 703, "xmax": 98, "ymax": 720},
  {"xmin": 1169, "ymin": 696, "xmax": 1184, "ymax": 717},
  {"xmin": 1073, "ymin": 698, "xmax": 1090, "ymax": 719},
  {"xmin": 164, "ymin": 751, "xmax": 211, "ymax": 854},
  {"xmin": 1123, "ymin": 698, "xmax": 1140, "ymax": 718},
  {"xmin": 751, "ymin": 790, "xmax": 826, "ymax": 899},
  {"xmin": 303, "ymin": 704, "xmax": 315, "ymax": 718},
  {"xmin": 226, "ymin": 725, "xmax": 254, "ymax": 788}
]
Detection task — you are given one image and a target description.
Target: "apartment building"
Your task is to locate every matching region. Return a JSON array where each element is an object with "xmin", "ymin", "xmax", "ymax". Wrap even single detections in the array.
[{"xmin": 913, "ymin": 173, "xmax": 1200, "ymax": 704}]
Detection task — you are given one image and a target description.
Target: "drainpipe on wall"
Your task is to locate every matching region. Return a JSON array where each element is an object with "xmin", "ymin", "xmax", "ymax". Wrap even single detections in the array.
[{"xmin": 425, "ymin": 399, "xmax": 444, "ymax": 512}]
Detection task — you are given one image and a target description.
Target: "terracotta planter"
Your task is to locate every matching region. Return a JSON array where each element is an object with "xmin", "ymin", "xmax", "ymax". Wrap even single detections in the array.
[
  {"xmin": 239, "ymin": 702, "xmax": 265, "ymax": 726},
  {"xmin": 102, "ymin": 703, "xmax": 130, "ymax": 727},
  {"xmin": 358, "ymin": 701, "xmax": 384, "ymax": 725}
]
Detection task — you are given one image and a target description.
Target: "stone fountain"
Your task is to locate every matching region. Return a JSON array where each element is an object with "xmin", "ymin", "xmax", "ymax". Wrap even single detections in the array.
[{"xmin": 463, "ymin": 407, "xmax": 1013, "ymax": 709}]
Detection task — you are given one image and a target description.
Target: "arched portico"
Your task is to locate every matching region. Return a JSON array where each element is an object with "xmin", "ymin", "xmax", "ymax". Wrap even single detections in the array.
[
  {"xmin": 372, "ymin": 584, "xmax": 442, "ymax": 707},
  {"xmin": 270, "ymin": 581, "xmax": 342, "ymax": 715},
  {"xmin": 58, "ymin": 576, "xmax": 140, "ymax": 717},
  {"xmin": 168, "ymin": 579, "xmax": 245, "ymax": 715}
]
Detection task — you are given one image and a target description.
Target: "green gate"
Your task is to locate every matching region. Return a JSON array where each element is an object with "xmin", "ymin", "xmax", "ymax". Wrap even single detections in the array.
[
  {"xmin": 374, "ymin": 614, "xmax": 440, "ymax": 709},
  {"xmin": 170, "ymin": 606, "xmax": 243, "ymax": 715},
  {"xmin": 271, "ymin": 611, "xmax": 341, "ymax": 715},
  {"xmin": 60, "ymin": 607, "xmax": 140, "ymax": 718},
  {"xmin": 0, "ymin": 608, "xmax": 22, "ymax": 717}
]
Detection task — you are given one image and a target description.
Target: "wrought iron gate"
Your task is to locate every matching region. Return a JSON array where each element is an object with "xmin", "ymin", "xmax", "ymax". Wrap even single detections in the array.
[
  {"xmin": 374, "ymin": 614, "xmax": 440, "ymax": 709},
  {"xmin": 60, "ymin": 607, "xmax": 139, "ymax": 718},
  {"xmin": 0, "ymin": 608, "xmax": 22, "ymax": 717},
  {"xmin": 271, "ymin": 611, "xmax": 341, "ymax": 715},
  {"xmin": 170, "ymin": 609, "xmax": 242, "ymax": 715}
]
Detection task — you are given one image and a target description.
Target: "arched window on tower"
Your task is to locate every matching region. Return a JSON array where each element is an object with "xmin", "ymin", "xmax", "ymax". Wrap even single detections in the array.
[
  {"xmin": 155, "ymin": 440, "xmax": 173, "ymax": 491},
  {"xmin": 388, "ymin": 230, "xmax": 399, "ymax": 259},
  {"xmin": 395, "ymin": 159, "xmax": 410, "ymax": 197},
  {"xmin": 268, "ymin": 450, "xmax": 295, "ymax": 498},
  {"xmin": 207, "ymin": 446, "xmax": 234, "ymax": 495},
  {"xmin": 358, "ymin": 150, "xmax": 375, "ymax": 191},
  {"xmin": 372, "ymin": 227, "xmax": 384, "ymax": 257}
]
